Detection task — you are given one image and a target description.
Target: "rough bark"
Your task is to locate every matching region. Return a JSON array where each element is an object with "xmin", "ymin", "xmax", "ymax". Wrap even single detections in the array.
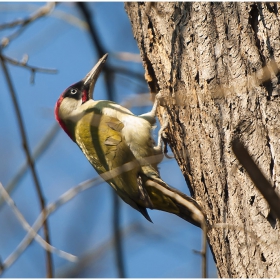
[{"xmin": 125, "ymin": 2, "xmax": 280, "ymax": 278}]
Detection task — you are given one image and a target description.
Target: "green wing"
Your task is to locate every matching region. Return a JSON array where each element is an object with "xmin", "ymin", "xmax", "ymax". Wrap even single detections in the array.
[{"xmin": 74, "ymin": 109, "xmax": 153, "ymax": 219}]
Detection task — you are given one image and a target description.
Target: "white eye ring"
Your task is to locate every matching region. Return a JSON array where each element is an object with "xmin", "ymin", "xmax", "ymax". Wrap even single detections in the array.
[{"xmin": 71, "ymin": 88, "xmax": 77, "ymax": 95}]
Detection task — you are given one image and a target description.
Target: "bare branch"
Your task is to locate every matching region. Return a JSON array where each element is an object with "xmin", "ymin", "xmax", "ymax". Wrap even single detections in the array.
[
  {"xmin": 0, "ymin": 177, "xmax": 103, "ymax": 274},
  {"xmin": 112, "ymin": 52, "xmax": 142, "ymax": 63},
  {"xmin": 0, "ymin": 54, "xmax": 57, "ymax": 84},
  {"xmin": 56, "ymin": 222, "xmax": 167, "ymax": 277},
  {"xmin": 76, "ymin": 3, "xmax": 106, "ymax": 65},
  {"xmin": 121, "ymin": 93, "xmax": 152, "ymax": 109},
  {"xmin": 194, "ymin": 226, "xmax": 208, "ymax": 278},
  {"xmin": 0, "ymin": 154, "xmax": 165, "ymax": 272},
  {"xmin": 210, "ymin": 59, "xmax": 280, "ymax": 99},
  {"xmin": 57, "ymin": 223, "xmax": 142, "ymax": 277},
  {"xmin": 0, "ymin": 183, "xmax": 78, "ymax": 265},
  {"xmin": 0, "ymin": 2, "xmax": 56, "ymax": 48},
  {"xmin": 0, "ymin": 55, "xmax": 53, "ymax": 277},
  {"xmin": 111, "ymin": 66, "xmax": 145, "ymax": 82},
  {"xmin": 0, "ymin": 123, "xmax": 60, "ymax": 208},
  {"xmin": 112, "ymin": 192, "xmax": 126, "ymax": 277},
  {"xmin": 201, "ymin": 223, "xmax": 208, "ymax": 278},
  {"xmin": 0, "ymin": 3, "xmax": 55, "ymax": 30},
  {"xmin": 2, "ymin": 54, "xmax": 57, "ymax": 74},
  {"xmin": 212, "ymin": 222, "xmax": 280, "ymax": 248},
  {"xmin": 51, "ymin": 9, "xmax": 88, "ymax": 30}
]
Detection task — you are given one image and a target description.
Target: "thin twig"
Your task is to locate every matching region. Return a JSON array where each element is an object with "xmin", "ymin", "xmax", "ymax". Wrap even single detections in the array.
[
  {"xmin": 0, "ymin": 177, "xmax": 102, "ymax": 274},
  {"xmin": 232, "ymin": 138, "xmax": 280, "ymax": 220},
  {"xmin": 112, "ymin": 193, "xmax": 126, "ymax": 277},
  {"xmin": 1, "ymin": 2, "xmax": 56, "ymax": 48},
  {"xmin": 0, "ymin": 54, "xmax": 57, "ymax": 84},
  {"xmin": 201, "ymin": 222, "xmax": 207, "ymax": 278},
  {"xmin": 0, "ymin": 3, "xmax": 55, "ymax": 30},
  {"xmin": 57, "ymin": 222, "xmax": 169, "ymax": 277},
  {"xmin": 212, "ymin": 222, "xmax": 280, "ymax": 249},
  {"xmin": 57, "ymin": 222, "xmax": 142, "ymax": 277},
  {"xmin": 0, "ymin": 182, "xmax": 78, "ymax": 263},
  {"xmin": 0, "ymin": 123, "xmax": 60, "ymax": 208},
  {"xmin": 206, "ymin": 59, "xmax": 279, "ymax": 99},
  {"xmin": 192, "ymin": 224, "xmax": 207, "ymax": 278},
  {"xmin": 76, "ymin": 3, "xmax": 114, "ymax": 99},
  {"xmin": 111, "ymin": 66, "xmax": 145, "ymax": 82},
  {"xmin": 112, "ymin": 52, "xmax": 142, "ymax": 63},
  {"xmin": 76, "ymin": 3, "xmax": 106, "ymax": 66},
  {"xmin": 121, "ymin": 93, "xmax": 152, "ymax": 109},
  {"xmin": 115, "ymin": 74, "xmax": 148, "ymax": 93},
  {"xmin": 2, "ymin": 54, "xmax": 57, "ymax": 74},
  {"xmin": 0, "ymin": 55, "xmax": 53, "ymax": 277},
  {"xmin": 0, "ymin": 154, "xmax": 164, "ymax": 273},
  {"xmin": 51, "ymin": 8, "xmax": 88, "ymax": 30}
]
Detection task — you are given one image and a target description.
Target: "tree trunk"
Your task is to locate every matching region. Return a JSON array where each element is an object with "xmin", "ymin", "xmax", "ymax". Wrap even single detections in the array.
[{"xmin": 125, "ymin": 2, "xmax": 280, "ymax": 278}]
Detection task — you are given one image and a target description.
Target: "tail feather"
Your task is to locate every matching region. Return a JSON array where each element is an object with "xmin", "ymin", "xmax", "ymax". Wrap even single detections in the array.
[
  {"xmin": 145, "ymin": 178, "xmax": 205, "ymax": 228},
  {"xmin": 138, "ymin": 205, "xmax": 153, "ymax": 223}
]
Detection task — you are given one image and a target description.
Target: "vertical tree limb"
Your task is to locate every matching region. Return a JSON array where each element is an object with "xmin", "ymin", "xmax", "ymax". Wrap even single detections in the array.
[
  {"xmin": 76, "ymin": 3, "xmax": 126, "ymax": 277},
  {"xmin": 0, "ymin": 55, "xmax": 53, "ymax": 278},
  {"xmin": 112, "ymin": 193, "xmax": 126, "ymax": 278}
]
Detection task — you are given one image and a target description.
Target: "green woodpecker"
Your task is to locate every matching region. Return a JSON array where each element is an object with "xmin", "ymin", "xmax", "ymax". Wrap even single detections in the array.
[{"xmin": 55, "ymin": 54, "xmax": 205, "ymax": 227}]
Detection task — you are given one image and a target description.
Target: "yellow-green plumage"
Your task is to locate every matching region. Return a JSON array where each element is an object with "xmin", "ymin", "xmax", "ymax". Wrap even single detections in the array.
[
  {"xmin": 64, "ymin": 100, "xmax": 200, "ymax": 224},
  {"xmin": 56, "ymin": 54, "xmax": 205, "ymax": 227}
]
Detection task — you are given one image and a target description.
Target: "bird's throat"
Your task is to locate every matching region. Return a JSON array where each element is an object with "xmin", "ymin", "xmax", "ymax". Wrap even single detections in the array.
[{"xmin": 55, "ymin": 99, "xmax": 75, "ymax": 141}]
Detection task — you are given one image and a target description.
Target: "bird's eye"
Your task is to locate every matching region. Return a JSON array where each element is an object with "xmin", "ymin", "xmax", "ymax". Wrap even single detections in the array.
[{"xmin": 70, "ymin": 88, "xmax": 77, "ymax": 95}]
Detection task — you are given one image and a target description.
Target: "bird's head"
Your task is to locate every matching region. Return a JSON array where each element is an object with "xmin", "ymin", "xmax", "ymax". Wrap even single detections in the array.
[{"xmin": 55, "ymin": 53, "xmax": 108, "ymax": 139}]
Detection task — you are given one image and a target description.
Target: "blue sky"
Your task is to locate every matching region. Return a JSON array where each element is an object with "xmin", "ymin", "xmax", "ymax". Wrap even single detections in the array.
[{"xmin": 0, "ymin": 2, "xmax": 217, "ymax": 277}]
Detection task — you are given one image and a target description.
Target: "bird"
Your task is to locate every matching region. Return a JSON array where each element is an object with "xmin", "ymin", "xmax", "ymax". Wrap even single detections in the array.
[{"xmin": 55, "ymin": 54, "xmax": 205, "ymax": 227}]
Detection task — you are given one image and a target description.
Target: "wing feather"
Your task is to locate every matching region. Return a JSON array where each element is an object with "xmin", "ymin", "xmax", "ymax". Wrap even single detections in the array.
[{"xmin": 75, "ymin": 109, "xmax": 154, "ymax": 212}]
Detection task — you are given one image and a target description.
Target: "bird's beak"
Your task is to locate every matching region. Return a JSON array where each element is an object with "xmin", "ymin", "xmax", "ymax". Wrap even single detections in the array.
[{"xmin": 83, "ymin": 53, "xmax": 108, "ymax": 99}]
